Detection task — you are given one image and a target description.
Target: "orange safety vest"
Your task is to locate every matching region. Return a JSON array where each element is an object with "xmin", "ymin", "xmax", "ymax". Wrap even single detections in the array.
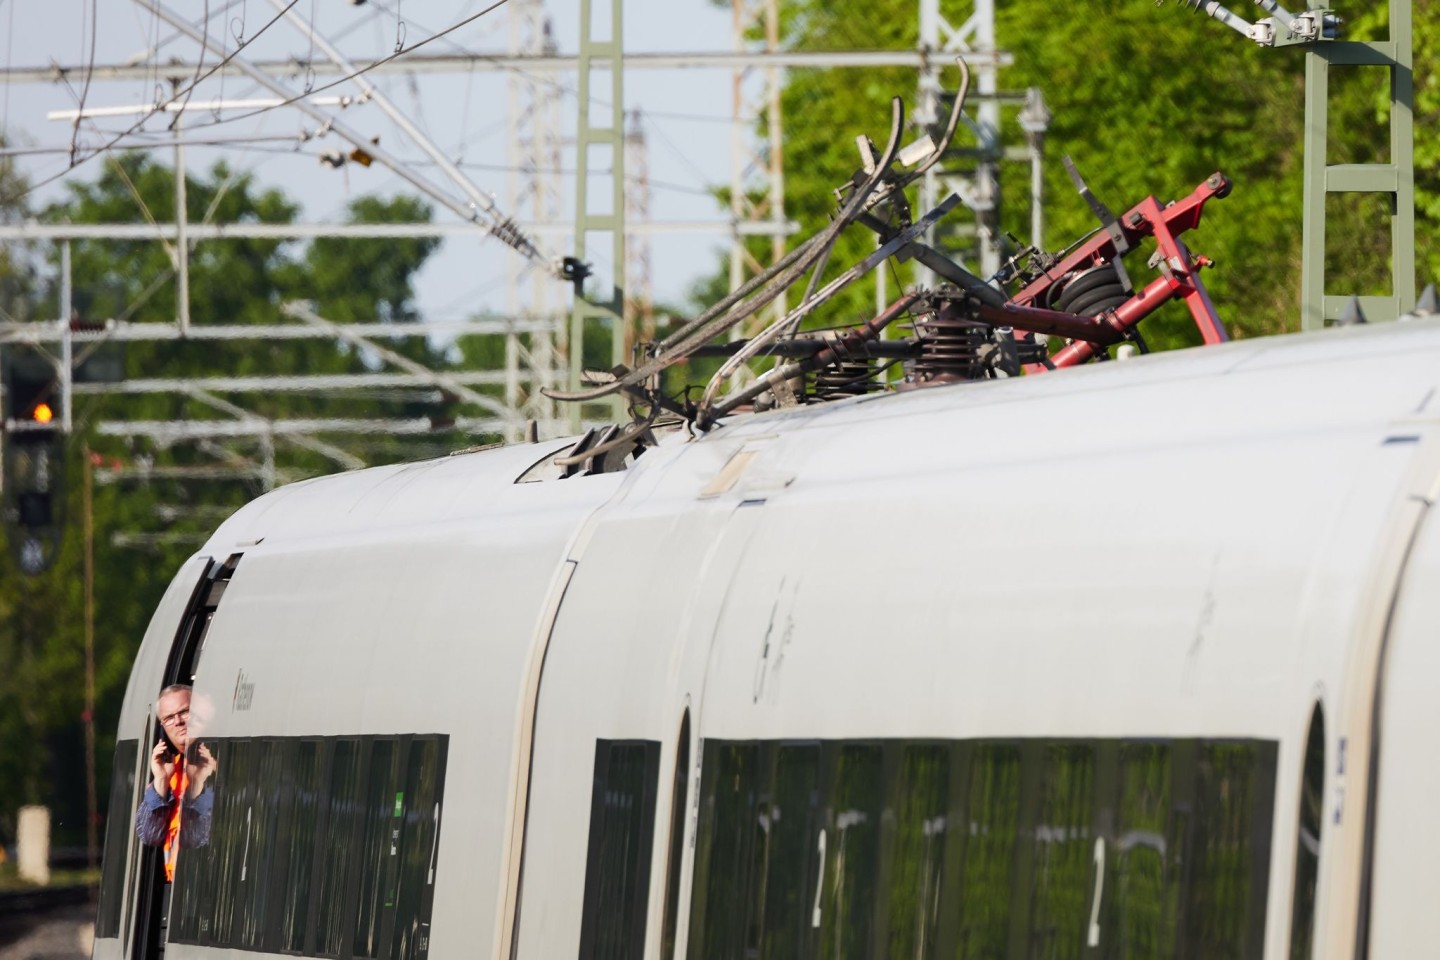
[{"xmin": 164, "ymin": 756, "xmax": 189, "ymax": 882}]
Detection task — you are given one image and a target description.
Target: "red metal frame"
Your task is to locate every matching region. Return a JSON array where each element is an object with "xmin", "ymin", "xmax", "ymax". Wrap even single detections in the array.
[{"xmin": 994, "ymin": 172, "xmax": 1233, "ymax": 371}]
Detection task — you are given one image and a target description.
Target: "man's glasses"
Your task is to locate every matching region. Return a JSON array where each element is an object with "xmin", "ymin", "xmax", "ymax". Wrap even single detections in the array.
[{"xmin": 160, "ymin": 708, "xmax": 189, "ymax": 728}]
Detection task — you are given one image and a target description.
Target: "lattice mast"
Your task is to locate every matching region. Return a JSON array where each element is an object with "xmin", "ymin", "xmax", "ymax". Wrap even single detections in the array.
[
  {"xmin": 917, "ymin": 0, "xmax": 1002, "ymax": 280},
  {"xmin": 567, "ymin": 0, "xmax": 627, "ymax": 430},
  {"xmin": 1171, "ymin": 0, "xmax": 1414, "ymax": 326}
]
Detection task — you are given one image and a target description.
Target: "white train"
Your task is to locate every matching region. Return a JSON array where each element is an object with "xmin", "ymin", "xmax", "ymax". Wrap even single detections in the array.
[{"xmin": 92, "ymin": 315, "xmax": 1440, "ymax": 960}]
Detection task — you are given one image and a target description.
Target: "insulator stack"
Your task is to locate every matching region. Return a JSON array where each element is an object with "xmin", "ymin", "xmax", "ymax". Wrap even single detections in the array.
[
  {"xmin": 811, "ymin": 332, "xmax": 880, "ymax": 398},
  {"xmin": 905, "ymin": 301, "xmax": 991, "ymax": 384}
]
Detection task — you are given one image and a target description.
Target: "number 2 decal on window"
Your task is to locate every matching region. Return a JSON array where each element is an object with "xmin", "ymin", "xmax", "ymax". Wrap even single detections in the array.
[
  {"xmin": 1087, "ymin": 836, "xmax": 1105, "ymax": 947},
  {"xmin": 812, "ymin": 827, "xmax": 827, "ymax": 928}
]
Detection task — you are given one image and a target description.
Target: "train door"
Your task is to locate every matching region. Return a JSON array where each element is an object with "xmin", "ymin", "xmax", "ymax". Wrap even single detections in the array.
[
  {"xmin": 1362, "ymin": 495, "xmax": 1440, "ymax": 956},
  {"xmin": 509, "ymin": 499, "xmax": 767, "ymax": 959},
  {"xmin": 127, "ymin": 554, "xmax": 242, "ymax": 960},
  {"xmin": 93, "ymin": 556, "xmax": 207, "ymax": 960}
]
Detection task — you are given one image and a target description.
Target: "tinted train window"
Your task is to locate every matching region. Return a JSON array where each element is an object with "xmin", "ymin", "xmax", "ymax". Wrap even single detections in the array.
[
  {"xmin": 96, "ymin": 739, "xmax": 140, "ymax": 939},
  {"xmin": 956, "ymin": 743, "xmax": 1022, "ymax": 959},
  {"xmin": 1186, "ymin": 742, "xmax": 1277, "ymax": 957},
  {"xmin": 277, "ymin": 739, "xmax": 324, "ymax": 952},
  {"xmin": 239, "ymin": 741, "xmax": 284, "ymax": 949},
  {"xmin": 759, "ymin": 744, "xmax": 822, "ymax": 958},
  {"xmin": 316, "ymin": 739, "xmax": 365, "ymax": 956},
  {"xmin": 354, "ymin": 739, "xmax": 402, "ymax": 958},
  {"xmin": 690, "ymin": 738, "xmax": 1277, "ymax": 960},
  {"xmin": 164, "ymin": 734, "xmax": 448, "ymax": 958},
  {"xmin": 886, "ymin": 743, "xmax": 949, "ymax": 959},
  {"xmin": 1110, "ymin": 743, "xmax": 1180, "ymax": 956},
  {"xmin": 1028, "ymin": 743, "xmax": 1095, "ymax": 960},
  {"xmin": 818, "ymin": 744, "xmax": 882, "ymax": 960},
  {"xmin": 393, "ymin": 737, "xmax": 448, "ymax": 960},
  {"xmin": 577, "ymin": 740, "xmax": 662, "ymax": 960},
  {"xmin": 687, "ymin": 742, "xmax": 763, "ymax": 960},
  {"xmin": 210, "ymin": 738, "xmax": 259, "ymax": 945}
]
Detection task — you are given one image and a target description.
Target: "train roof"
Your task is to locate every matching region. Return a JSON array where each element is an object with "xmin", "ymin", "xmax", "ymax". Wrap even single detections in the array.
[{"xmin": 201, "ymin": 315, "xmax": 1440, "ymax": 555}]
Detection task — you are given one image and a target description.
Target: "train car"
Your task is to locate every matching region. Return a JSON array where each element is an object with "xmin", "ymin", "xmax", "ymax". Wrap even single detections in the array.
[{"xmin": 91, "ymin": 313, "xmax": 1440, "ymax": 960}]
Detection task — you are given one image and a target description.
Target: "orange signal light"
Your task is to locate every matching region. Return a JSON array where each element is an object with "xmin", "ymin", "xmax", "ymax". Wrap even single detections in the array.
[{"xmin": 31, "ymin": 403, "xmax": 54, "ymax": 425}]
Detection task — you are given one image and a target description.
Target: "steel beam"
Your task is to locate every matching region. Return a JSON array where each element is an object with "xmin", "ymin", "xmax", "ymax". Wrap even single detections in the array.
[
  {"xmin": 0, "ymin": 319, "xmax": 559, "ymax": 345},
  {"xmin": 71, "ymin": 371, "xmax": 514, "ymax": 394},
  {"xmin": 95, "ymin": 416, "xmax": 512, "ymax": 439},
  {"xmin": 0, "ymin": 49, "xmax": 1015, "ymax": 86},
  {"xmin": 0, "ymin": 220, "xmax": 798, "ymax": 241}
]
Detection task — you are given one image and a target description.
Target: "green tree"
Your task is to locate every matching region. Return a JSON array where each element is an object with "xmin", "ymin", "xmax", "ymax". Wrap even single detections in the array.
[
  {"xmin": 0, "ymin": 156, "xmax": 455, "ymax": 851},
  {"xmin": 700, "ymin": 0, "xmax": 1439, "ymax": 357}
]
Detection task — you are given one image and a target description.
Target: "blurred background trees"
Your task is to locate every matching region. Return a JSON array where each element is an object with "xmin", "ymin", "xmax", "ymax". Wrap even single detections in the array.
[{"xmin": 2, "ymin": 0, "xmax": 1437, "ymax": 855}]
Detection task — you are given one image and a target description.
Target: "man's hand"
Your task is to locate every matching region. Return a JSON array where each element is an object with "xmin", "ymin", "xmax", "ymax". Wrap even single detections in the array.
[
  {"xmin": 150, "ymin": 739, "xmax": 173, "ymax": 799},
  {"xmin": 185, "ymin": 743, "xmax": 218, "ymax": 799}
]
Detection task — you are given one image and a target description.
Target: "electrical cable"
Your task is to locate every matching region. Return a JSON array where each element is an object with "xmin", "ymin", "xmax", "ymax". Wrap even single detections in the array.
[
  {"xmin": 127, "ymin": 0, "xmax": 518, "ymax": 158},
  {"xmin": 68, "ymin": 0, "xmax": 102, "ymax": 164},
  {"xmin": 168, "ymin": 0, "xmax": 211, "ymax": 132},
  {"xmin": 2, "ymin": 0, "xmax": 303, "ymax": 206}
]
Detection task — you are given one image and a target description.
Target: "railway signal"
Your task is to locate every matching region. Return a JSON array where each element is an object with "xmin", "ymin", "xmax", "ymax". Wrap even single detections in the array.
[{"xmin": 2, "ymin": 351, "xmax": 66, "ymax": 572}]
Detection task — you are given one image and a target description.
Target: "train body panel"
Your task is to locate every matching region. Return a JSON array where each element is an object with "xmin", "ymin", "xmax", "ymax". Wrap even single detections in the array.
[{"xmin": 96, "ymin": 318, "xmax": 1440, "ymax": 960}]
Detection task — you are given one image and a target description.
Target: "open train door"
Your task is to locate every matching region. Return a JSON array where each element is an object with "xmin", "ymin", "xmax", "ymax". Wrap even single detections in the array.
[
  {"xmin": 90, "ymin": 553, "xmax": 240, "ymax": 960},
  {"xmin": 506, "ymin": 483, "xmax": 772, "ymax": 959}
]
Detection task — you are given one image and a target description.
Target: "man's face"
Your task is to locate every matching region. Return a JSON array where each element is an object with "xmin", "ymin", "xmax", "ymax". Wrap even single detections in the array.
[{"xmin": 157, "ymin": 690, "xmax": 191, "ymax": 750}]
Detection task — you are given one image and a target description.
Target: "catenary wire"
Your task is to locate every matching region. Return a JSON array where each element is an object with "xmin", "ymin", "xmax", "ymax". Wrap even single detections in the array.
[{"xmin": 1, "ymin": 0, "xmax": 303, "ymax": 206}]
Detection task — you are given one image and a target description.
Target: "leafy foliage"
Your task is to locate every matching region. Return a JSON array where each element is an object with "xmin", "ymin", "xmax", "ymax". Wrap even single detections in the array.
[
  {"xmin": 0, "ymin": 156, "xmax": 461, "ymax": 847},
  {"xmin": 700, "ymin": 0, "xmax": 1439, "ymax": 356}
]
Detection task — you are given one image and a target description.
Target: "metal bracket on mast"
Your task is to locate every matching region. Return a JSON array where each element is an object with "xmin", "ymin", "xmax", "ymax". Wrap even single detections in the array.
[{"xmin": 1169, "ymin": 0, "xmax": 1412, "ymax": 327}]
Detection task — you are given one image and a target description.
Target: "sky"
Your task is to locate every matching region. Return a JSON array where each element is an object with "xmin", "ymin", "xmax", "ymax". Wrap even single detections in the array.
[{"xmin": 0, "ymin": 0, "xmax": 752, "ymax": 325}]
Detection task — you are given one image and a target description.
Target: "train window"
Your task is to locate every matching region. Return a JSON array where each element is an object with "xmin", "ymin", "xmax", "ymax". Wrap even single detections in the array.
[
  {"xmin": 577, "ymin": 739, "xmax": 662, "ymax": 960},
  {"xmin": 1026, "ymin": 743, "xmax": 1096, "ymax": 960},
  {"xmin": 1109, "ymin": 743, "xmax": 1180, "ymax": 955},
  {"xmin": 169, "ymin": 742, "xmax": 239, "ymax": 944},
  {"xmin": 315, "ymin": 739, "xmax": 365, "ymax": 957},
  {"xmin": 955, "ymin": 743, "xmax": 1022, "ymax": 959},
  {"xmin": 884, "ymin": 743, "xmax": 949, "ymax": 959},
  {"xmin": 209, "ymin": 738, "xmax": 260, "ymax": 946},
  {"xmin": 1287, "ymin": 705, "xmax": 1325, "ymax": 960},
  {"xmin": 660, "ymin": 713, "xmax": 691, "ymax": 960},
  {"xmin": 685, "ymin": 737, "xmax": 1278, "ymax": 960},
  {"xmin": 1184, "ymin": 742, "xmax": 1277, "ymax": 957},
  {"xmin": 392, "ymin": 736, "xmax": 448, "ymax": 960},
  {"xmin": 817, "ymin": 744, "xmax": 883, "ymax": 960},
  {"xmin": 96, "ymin": 739, "xmax": 140, "ymax": 939},
  {"xmin": 237, "ymin": 740, "xmax": 284, "ymax": 949},
  {"xmin": 758, "ymin": 744, "xmax": 822, "ymax": 958},
  {"xmin": 275, "ymin": 738, "xmax": 324, "ymax": 953},
  {"xmin": 687, "ymin": 741, "xmax": 763, "ymax": 960},
  {"xmin": 353, "ymin": 738, "xmax": 403, "ymax": 959}
]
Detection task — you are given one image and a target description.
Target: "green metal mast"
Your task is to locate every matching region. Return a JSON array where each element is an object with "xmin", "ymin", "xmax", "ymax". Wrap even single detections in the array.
[
  {"xmin": 568, "ymin": 0, "xmax": 627, "ymax": 431},
  {"xmin": 1301, "ymin": 0, "xmax": 1414, "ymax": 327},
  {"xmin": 1175, "ymin": 1, "xmax": 1415, "ymax": 328}
]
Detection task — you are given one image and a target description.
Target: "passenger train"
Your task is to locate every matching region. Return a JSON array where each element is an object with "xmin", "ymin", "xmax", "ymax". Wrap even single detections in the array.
[{"xmin": 88, "ymin": 307, "xmax": 1440, "ymax": 960}]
